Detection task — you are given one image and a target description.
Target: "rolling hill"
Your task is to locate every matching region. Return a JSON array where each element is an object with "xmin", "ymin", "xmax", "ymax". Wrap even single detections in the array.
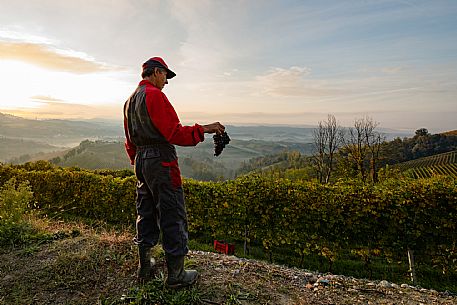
[
  {"xmin": 42, "ymin": 138, "xmax": 313, "ymax": 180},
  {"xmin": 50, "ymin": 140, "xmax": 131, "ymax": 170},
  {"xmin": 0, "ymin": 137, "xmax": 63, "ymax": 163},
  {"xmin": 0, "ymin": 113, "xmax": 123, "ymax": 146},
  {"xmin": 442, "ymin": 130, "xmax": 457, "ymax": 136},
  {"xmin": 0, "ymin": 112, "xmax": 413, "ymax": 147}
]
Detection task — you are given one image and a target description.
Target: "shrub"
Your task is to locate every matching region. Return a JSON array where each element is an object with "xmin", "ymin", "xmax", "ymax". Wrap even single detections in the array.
[
  {"xmin": 0, "ymin": 177, "xmax": 35, "ymax": 246},
  {"xmin": 0, "ymin": 177, "xmax": 33, "ymax": 224}
]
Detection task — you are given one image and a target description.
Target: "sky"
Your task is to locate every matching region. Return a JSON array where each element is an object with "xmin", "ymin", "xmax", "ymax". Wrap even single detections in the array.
[{"xmin": 0, "ymin": 0, "xmax": 456, "ymax": 132}]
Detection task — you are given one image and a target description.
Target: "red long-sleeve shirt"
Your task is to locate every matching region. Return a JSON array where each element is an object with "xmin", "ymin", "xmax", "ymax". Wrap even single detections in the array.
[{"xmin": 124, "ymin": 80, "xmax": 204, "ymax": 164}]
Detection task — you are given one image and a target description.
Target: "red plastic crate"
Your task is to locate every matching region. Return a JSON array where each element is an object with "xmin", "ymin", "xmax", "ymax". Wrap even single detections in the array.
[{"xmin": 213, "ymin": 240, "xmax": 235, "ymax": 255}]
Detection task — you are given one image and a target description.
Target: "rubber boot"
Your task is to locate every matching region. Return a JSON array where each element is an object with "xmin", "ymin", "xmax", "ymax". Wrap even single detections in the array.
[
  {"xmin": 166, "ymin": 254, "xmax": 198, "ymax": 289},
  {"xmin": 137, "ymin": 245, "xmax": 155, "ymax": 284}
]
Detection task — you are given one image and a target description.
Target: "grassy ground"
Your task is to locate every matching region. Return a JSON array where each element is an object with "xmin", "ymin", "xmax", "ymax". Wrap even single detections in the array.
[
  {"xmin": 0, "ymin": 218, "xmax": 136, "ymax": 304},
  {"xmin": 1, "ymin": 217, "xmax": 456, "ymax": 305}
]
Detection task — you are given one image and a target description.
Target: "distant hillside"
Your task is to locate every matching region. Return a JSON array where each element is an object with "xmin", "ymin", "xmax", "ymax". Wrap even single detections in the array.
[
  {"xmin": 380, "ymin": 129, "xmax": 457, "ymax": 167},
  {"xmin": 180, "ymin": 137, "xmax": 314, "ymax": 180},
  {"xmin": 178, "ymin": 138, "xmax": 314, "ymax": 171},
  {"xmin": 37, "ymin": 138, "xmax": 313, "ymax": 180},
  {"xmin": 8, "ymin": 149, "xmax": 71, "ymax": 164},
  {"xmin": 0, "ymin": 113, "xmax": 123, "ymax": 146},
  {"xmin": 179, "ymin": 157, "xmax": 230, "ymax": 181},
  {"xmin": 220, "ymin": 125, "xmax": 316, "ymax": 143},
  {"xmin": 48, "ymin": 139, "xmax": 232, "ymax": 180},
  {"xmin": 236, "ymin": 151, "xmax": 310, "ymax": 175},
  {"xmin": 0, "ymin": 137, "xmax": 62, "ymax": 163},
  {"xmin": 1, "ymin": 113, "xmax": 414, "ymax": 146},
  {"xmin": 442, "ymin": 130, "xmax": 457, "ymax": 136},
  {"xmin": 4, "ymin": 112, "xmax": 437, "ymax": 181},
  {"xmin": 236, "ymin": 129, "xmax": 457, "ymax": 181},
  {"xmin": 50, "ymin": 140, "xmax": 131, "ymax": 170}
]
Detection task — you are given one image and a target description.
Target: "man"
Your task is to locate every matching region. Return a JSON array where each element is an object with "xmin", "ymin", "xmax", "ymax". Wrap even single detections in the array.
[{"xmin": 123, "ymin": 56, "xmax": 225, "ymax": 287}]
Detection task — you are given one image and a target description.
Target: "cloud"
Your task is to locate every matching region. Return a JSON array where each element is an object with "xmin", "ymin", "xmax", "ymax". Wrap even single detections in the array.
[
  {"xmin": 254, "ymin": 66, "xmax": 345, "ymax": 97},
  {"xmin": 30, "ymin": 95, "xmax": 65, "ymax": 102},
  {"xmin": 0, "ymin": 41, "xmax": 119, "ymax": 74},
  {"xmin": 381, "ymin": 66, "xmax": 405, "ymax": 74},
  {"xmin": 168, "ymin": 1, "xmax": 255, "ymax": 79},
  {"xmin": 3, "ymin": 99, "xmax": 121, "ymax": 120},
  {"xmin": 0, "ymin": 29, "xmax": 57, "ymax": 45}
]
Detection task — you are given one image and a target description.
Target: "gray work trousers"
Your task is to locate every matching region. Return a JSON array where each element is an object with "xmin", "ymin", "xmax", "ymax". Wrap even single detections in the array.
[{"xmin": 133, "ymin": 145, "xmax": 189, "ymax": 256}]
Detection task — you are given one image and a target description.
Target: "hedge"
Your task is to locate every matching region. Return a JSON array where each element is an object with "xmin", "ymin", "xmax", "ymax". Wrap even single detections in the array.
[{"xmin": 0, "ymin": 162, "xmax": 456, "ymax": 274}]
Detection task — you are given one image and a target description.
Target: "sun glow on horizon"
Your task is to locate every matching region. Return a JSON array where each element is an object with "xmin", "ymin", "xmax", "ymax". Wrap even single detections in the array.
[{"xmin": 0, "ymin": 59, "xmax": 133, "ymax": 114}]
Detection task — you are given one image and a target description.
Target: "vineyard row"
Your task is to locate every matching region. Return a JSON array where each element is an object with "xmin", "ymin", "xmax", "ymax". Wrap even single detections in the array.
[
  {"xmin": 397, "ymin": 150, "xmax": 457, "ymax": 171},
  {"xmin": 0, "ymin": 163, "xmax": 456, "ymax": 274}
]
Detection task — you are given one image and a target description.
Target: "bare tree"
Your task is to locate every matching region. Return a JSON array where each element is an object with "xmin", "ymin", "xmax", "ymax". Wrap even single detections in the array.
[
  {"xmin": 324, "ymin": 115, "xmax": 344, "ymax": 183},
  {"xmin": 313, "ymin": 120, "xmax": 327, "ymax": 183},
  {"xmin": 366, "ymin": 130, "xmax": 385, "ymax": 183},
  {"xmin": 313, "ymin": 114, "xmax": 344, "ymax": 183},
  {"xmin": 344, "ymin": 117, "xmax": 369, "ymax": 181},
  {"xmin": 344, "ymin": 116, "xmax": 384, "ymax": 182}
]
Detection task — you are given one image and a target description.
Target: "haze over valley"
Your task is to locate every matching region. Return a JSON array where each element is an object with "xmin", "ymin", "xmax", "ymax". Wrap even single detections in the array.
[{"xmin": 1, "ymin": 112, "xmax": 416, "ymax": 180}]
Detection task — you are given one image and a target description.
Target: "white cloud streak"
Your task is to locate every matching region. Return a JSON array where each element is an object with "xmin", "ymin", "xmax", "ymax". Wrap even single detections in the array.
[
  {"xmin": 0, "ymin": 41, "xmax": 119, "ymax": 74},
  {"xmin": 253, "ymin": 66, "xmax": 340, "ymax": 97}
]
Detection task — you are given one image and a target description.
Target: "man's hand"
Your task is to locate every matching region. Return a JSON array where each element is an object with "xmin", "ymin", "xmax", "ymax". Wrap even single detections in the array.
[{"xmin": 202, "ymin": 122, "xmax": 225, "ymax": 135}]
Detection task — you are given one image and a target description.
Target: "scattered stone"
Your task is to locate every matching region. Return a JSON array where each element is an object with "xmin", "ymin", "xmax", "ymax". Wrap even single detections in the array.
[
  {"xmin": 308, "ymin": 275, "xmax": 318, "ymax": 284},
  {"xmin": 378, "ymin": 280, "xmax": 392, "ymax": 288},
  {"xmin": 332, "ymin": 281, "xmax": 343, "ymax": 288},
  {"xmin": 189, "ymin": 250, "xmax": 457, "ymax": 304}
]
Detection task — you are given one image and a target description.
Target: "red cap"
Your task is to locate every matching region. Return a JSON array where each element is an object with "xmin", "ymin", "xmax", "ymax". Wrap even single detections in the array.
[{"xmin": 142, "ymin": 57, "xmax": 176, "ymax": 79}]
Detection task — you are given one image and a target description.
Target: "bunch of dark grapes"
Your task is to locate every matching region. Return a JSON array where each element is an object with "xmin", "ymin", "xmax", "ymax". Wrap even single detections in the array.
[{"xmin": 213, "ymin": 132, "xmax": 231, "ymax": 156}]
